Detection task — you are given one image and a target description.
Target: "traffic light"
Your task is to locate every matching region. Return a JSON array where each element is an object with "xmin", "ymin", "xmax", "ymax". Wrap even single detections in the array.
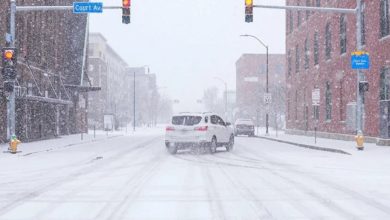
[
  {"xmin": 2, "ymin": 47, "xmax": 17, "ymax": 81},
  {"xmin": 122, "ymin": 0, "xmax": 131, "ymax": 24},
  {"xmin": 2, "ymin": 47, "xmax": 17, "ymax": 68},
  {"xmin": 245, "ymin": 0, "xmax": 253, "ymax": 23}
]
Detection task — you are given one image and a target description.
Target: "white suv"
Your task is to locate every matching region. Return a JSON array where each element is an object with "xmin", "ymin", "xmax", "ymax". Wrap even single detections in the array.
[{"xmin": 165, "ymin": 112, "xmax": 235, "ymax": 154}]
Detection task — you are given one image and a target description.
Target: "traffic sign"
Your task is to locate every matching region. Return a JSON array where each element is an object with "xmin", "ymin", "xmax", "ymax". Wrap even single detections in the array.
[
  {"xmin": 73, "ymin": 2, "xmax": 103, "ymax": 14},
  {"xmin": 351, "ymin": 51, "xmax": 370, "ymax": 70},
  {"xmin": 312, "ymin": 89, "xmax": 320, "ymax": 106},
  {"xmin": 264, "ymin": 93, "xmax": 272, "ymax": 104}
]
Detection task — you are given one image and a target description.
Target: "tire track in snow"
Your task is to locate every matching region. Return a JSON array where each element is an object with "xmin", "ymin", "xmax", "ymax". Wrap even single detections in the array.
[{"xmin": 0, "ymin": 137, "xmax": 160, "ymax": 216}]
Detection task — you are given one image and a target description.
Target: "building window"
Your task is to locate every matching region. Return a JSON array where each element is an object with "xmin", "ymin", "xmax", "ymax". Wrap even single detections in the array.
[
  {"xmin": 339, "ymin": 80, "xmax": 345, "ymax": 121},
  {"xmin": 306, "ymin": 0, "xmax": 311, "ymax": 20},
  {"xmin": 325, "ymin": 81, "xmax": 332, "ymax": 120},
  {"xmin": 315, "ymin": 0, "xmax": 321, "ymax": 7},
  {"xmin": 295, "ymin": 90, "xmax": 298, "ymax": 120},
  {"xmin": 289, "ymin": 11, "xmax": 294, "ymax": 33},
  {"xmin": 325, "ymin": 22, "xmax": 332, "ymax": 60},
  {"xmin": 288, "ymin": 49, "xmax": 292, "ymax": 76},
  {"xmin": 380, "ymin": 0, "xmax": 390, "ymax": 38},
  {"xmin": 380, "ymin": 67, "xmax": 390, "ymax": 100},
  {"xmin": 340, "ymin": 14, "xmax": 347, "ymax": 54},
  {"xmin": 314, "ymin": 31, "xmax": 319, "ymax": 65},
  {"xmin": 361, "ymin": 0, "xmax": 366, "ymax": 45},
  {"xmin": 297, "ymin": 1, "xmax": 302, "ymax": 27},
  {"xmin": 304, "ymin": 38, "xmax": 309, "ymax": 70},
  {"xmin": 295, "ymin": 45, "xmax": 300, "ymax": 73}
]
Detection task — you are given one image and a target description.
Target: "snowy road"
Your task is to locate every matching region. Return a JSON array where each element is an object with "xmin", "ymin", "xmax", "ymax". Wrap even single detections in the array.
[{"xmin": 1, "ymin": 133, "xmax": 390, "ymax": 220}]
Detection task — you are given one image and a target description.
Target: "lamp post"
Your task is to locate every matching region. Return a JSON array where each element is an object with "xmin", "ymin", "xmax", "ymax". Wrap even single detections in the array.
[
  {"xmin": 240, "ymin": 34, "xmax": 269, "ymax": 135},
  {"xmin": 214, "ymin": 77, "xmax": 228, "ymax": 121}
]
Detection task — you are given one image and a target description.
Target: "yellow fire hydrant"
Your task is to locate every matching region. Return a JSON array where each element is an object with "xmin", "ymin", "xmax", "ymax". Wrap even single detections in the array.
[
  {"xmin": 9, "ymin": 135, "xmax": 21, "ymax": 154},
  {"xmin": 355, "ymin": 132, "xmax": 364, "ymax": 151}
]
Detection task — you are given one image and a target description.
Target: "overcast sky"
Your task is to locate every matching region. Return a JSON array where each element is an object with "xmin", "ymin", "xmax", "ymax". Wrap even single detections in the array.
[{"xmin": 89, "ymin": 0, "xmax": 286, "ymax": 112}]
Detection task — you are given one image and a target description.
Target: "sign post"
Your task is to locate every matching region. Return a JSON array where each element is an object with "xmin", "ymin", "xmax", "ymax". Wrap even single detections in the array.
[{"xmin": 312, "ymin": 89, "xmax": 320, "ymax": 144}]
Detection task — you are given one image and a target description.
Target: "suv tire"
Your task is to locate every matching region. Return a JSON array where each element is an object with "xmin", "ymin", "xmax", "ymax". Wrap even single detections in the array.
[
  {"xmin": 209, "ymin": 137, "xmax": 217, "ymax": 154},
  {"xmin": 226, "ymin": 135, "xmax": 234, "ymax": 152},
  {"xmin": 167, "ymin": 143, "xmax": 178, "ymax": 155}
]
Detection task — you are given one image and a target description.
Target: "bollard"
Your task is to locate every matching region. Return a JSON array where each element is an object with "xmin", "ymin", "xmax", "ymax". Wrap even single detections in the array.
[{"xmin": 94, "ymin": 125, "xmax": 96, "ymax": 139}]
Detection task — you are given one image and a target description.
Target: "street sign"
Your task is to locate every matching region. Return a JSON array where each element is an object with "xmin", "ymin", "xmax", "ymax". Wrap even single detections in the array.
[
  {"xmin": 312, "ymin": 89, "xmax": 320, "ymax": 106},
  {"xmin": 264, "ymin": 93, "xmax": 272, "ymax": 104},
  {"xmin": 73, "ymin": 2, "xmax": 103, "ymax": 14},
  {"xmin": 244, "ymin": 77, "xmax": 258, "ymax": 82},
  {"xmin": 351, "ymin": 51, "xmax": 370, "ymax": 70}
]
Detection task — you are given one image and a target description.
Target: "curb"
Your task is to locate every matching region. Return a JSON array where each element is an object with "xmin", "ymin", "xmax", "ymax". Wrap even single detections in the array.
[{"xmin": 255, "ymin": 135, "xmax": 351, "ymax": 155}]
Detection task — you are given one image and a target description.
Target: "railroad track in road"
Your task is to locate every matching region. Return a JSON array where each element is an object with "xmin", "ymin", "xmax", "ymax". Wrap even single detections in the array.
[{"xmin": 0, "ymin": 136, "xmax": 161, "ymax": 217}]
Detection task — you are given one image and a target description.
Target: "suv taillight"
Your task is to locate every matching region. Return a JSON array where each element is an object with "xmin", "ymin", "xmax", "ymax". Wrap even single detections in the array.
[
  {"xmin": 166, "ymin": 126, "xmax": 175, "ymax": 131},
  {"xmin": 194, "ymin": 126, "xmax": 208, "ymax": 131}
]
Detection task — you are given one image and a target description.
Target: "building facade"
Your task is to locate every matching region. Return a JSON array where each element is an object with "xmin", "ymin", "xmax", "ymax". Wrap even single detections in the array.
[
  {"xmin": 1, "ymin": 0, "xmax": 89, "ymax": 142},
  {"xmin": 286, "ymin": 0, "xmax": 390, "ymax": 144},
  {"xmin": 87, "ymin": 33, "xmax": 129, "ymax": 130},
  {"xmin": 236, "ymin": 54, "xmax": 286, "ymax": 127}
]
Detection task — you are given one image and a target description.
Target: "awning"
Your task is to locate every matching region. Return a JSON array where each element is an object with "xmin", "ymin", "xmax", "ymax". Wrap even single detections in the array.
[{"xmin": 17, "ymin": 95, "xmax": 73, "ymax": 105}]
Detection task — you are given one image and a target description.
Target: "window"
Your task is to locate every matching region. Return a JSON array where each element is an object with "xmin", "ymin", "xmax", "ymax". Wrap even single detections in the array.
[
  {"xmin": 211, "ymin": 115, "xmax": 218, "ymax": 124},
  {"xmin": 289, "ymin": 11, "xmax": 294, "ymax": 33},
  {"xmin": 306, "ymin": 0, "xmax": 311, "ymax": 20},
  {"xmin": 304, "ymin": 38, "xmax": 309, "ymax": 69},
  {"xmin": 217, "ymin": 116, "xmax": 225, "ymax": 126},
  {"xmin": 172, "ymin": 116, "xmax": 202, "ymax": 126},
  {"xmin": 361, "ymin": 0, "xmax": 366, "ymax": 45},
  {"xmin": 314, "ymin": 31, "xmax": 319, "ymax": 65},
  {"xmin": 295, "ymin": 45, "xmax": 300, "ymax": 73},
  {"xmin": 315, "ymin": 0, "xmax": 321, "ymax": 7},
  {"xmin": 325, "ymin": 82, "xmax": 332, "ymax": 120},
  {"xmin": 295, "ymin": 90, "xmax": 298, "ymax": 120},
  {"xmin": 380, "ymin": 67, "xmax": 390, "ymax": 100},
  {"xmin": 288, "ymin": 49, "xmax": 292, "ymax": 76},
  {"xmin": 325, "ymin": 22, "xmax": 332, "ymax": 60},
  {"xmin": 380, "ymin": 0, "xmax": 390, "ymax": 38},
  {"xmin": 340, "ymin": 14, "xmax": 347, "ymax": 54},
  {"xmin": 339, "ymin": 80, "xmax": 345, "ymax": 121},
  {"xmin": 297, "ymin": 1, "xmax": 302, "ymax": 27}
]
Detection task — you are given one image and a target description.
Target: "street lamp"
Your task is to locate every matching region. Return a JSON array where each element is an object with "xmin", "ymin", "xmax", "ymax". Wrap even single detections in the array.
[
  {"xmin": 240, "ymin": 34, "xmax": 270, "ymax": 135},
  {"xmin": 214, "ymin": 77, "xmax": 228, "ymax": 121}
]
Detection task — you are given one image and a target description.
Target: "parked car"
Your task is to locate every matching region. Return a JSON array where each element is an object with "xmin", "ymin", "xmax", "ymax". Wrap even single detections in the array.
[
  {"xmin": 234, "ymin": 118, "xmax": 255, "ymax": 137},
  {"xmin": 165, "ymin": 112, "xmax": 235, "ymax": 154}
]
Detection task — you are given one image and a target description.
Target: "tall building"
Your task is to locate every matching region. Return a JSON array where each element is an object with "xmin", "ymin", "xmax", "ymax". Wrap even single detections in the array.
[
  {"xmin": 0, "ymin": 0, "xmax": 90, "ymax": 142},
  {"xmin": 286, "ymin": 0, "xmax": 390, "ymax": 145},
  {"xmin": 87, "ymin": 33, "xmax": 129, "ymax": 129},
  {"xmin": 236, "ymin": 54, "xmax": 286, "ymax": 126}
]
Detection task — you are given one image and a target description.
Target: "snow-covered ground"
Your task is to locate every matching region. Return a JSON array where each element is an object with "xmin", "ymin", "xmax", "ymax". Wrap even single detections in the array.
[{"xmin": 1, "ymin": 128, "xmax": 390, "ymax": 219}]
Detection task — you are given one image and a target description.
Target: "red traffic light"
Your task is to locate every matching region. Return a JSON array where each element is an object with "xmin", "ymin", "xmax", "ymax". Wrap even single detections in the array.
[{"xmin": 123, "ymin": 0, "xmax": 131, "ymax": 8}]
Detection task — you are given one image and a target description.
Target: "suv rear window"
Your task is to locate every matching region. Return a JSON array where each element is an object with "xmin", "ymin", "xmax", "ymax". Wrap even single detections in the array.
[{"xmin": 172, "ymin": 116, "xmax": 202, "ymax": 126}]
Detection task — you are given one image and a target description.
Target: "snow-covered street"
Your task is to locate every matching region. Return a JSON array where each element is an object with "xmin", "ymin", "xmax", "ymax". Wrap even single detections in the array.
[{"xmin": 1, "ymin": 129, "xmax": 390, "ymax": 220}]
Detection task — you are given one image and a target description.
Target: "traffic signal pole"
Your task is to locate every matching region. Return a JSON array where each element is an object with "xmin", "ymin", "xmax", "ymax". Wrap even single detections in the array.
[
  {"xmin": 251, "ymin": 1, "xmax": 364, "ymax": 146},
  {"xmin": 5, "ymin": 1, "xmax": 123, "ymax": 140}
]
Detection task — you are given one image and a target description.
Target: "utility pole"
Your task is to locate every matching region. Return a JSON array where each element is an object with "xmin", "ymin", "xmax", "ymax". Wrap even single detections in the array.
[
  {"xmin": 6, "ymin": 0, "xmax": 17, "ymax": 140},
  {"xmin": 240, "ymin": 34, "xmax": 269, "ymax": 135},
  {"xmin": 251, "ymin": 1, "xmax": 363, "ymax": 144}
]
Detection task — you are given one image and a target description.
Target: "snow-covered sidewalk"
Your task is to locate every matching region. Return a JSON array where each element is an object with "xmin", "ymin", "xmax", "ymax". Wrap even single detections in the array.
[
  {"xmin": 254, "ymin": 127, "xmax": 388, "ymax": 155},
  {"xmin": 0, "ymin": 126, "xmax": 165, "ymax": 157}
]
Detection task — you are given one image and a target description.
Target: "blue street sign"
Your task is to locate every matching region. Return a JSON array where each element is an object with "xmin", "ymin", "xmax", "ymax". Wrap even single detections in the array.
[
  {"xmin": 73, "ymin": 2, "xmax": 103, "ymax": 14},
  {"xmin": 351, "ymin": 51, "xmax": 370, "ymax": 70}
]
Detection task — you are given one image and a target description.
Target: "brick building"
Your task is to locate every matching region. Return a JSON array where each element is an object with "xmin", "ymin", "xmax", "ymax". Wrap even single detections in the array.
[
  {"xmin": 0, "ymin": 0, "xmax": 89, "ymax": 142},
  {"xmin": 286, "ymin": 0, "xmax": 390, "ymax": 144},
  {"xmin": 236, "ymin": 54, "xmax": 286, "ymax": 126}
]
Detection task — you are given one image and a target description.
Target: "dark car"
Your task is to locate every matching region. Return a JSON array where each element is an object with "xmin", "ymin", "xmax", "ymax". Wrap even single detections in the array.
[{"xmin": 234, "ymin": 119, "xmax": 255, "ymax": 137}]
